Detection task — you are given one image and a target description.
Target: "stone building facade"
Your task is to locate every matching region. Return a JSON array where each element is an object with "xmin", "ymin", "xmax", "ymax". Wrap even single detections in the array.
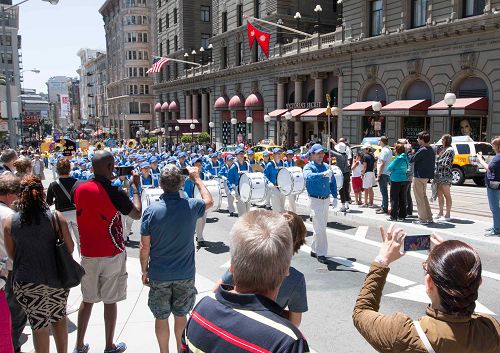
[
  {"xmin": 100, "ymin": 0, "xmax": 156, "ymax": 139},
  {"xmin": 153, "ymin": 0, "xmax": 500, "ymax": 147}
]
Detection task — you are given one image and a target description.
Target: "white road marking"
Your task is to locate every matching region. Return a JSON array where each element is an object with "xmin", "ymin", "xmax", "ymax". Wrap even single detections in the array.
[
  {"xmin": 354, "ymin": 226, "xmax": 369, "ymax": 238},
  {"xmin": 385, "ymin": 284, "xmax": 496, "ymax": 316}
]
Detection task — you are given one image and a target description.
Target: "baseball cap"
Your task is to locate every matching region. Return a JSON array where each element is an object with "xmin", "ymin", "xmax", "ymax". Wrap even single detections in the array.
[
  {"xmin": 273, "ymin": 147, "xmax": 283, "ymax": 154},
  {"xmin": 262, "ymin": 151, "xmax": 270, "ymax": 157},
  {"xmin": 140, "ymin": 162, "xmax": 150, "ymax": 169},
  {"xmin": 235, "ymin": 148, "xmax": 244, "ymax": 155},
  {"xmin": 226, "ymin": 154, "xmax": 234, "ymax": 161},
  {"xmin": 178, "ymin": 152, "xmax": 186, "ymax": 158},
  {"xmin": 247, "ymin": 149, "xmax": 254, "ymax": 155},
  {"xmin": 286, "ymin": 150, "xmax": 294, "ymax": 155},
  {"xmin": 310, "ymin": 144, "xmax": 324, "ymax": 154}
]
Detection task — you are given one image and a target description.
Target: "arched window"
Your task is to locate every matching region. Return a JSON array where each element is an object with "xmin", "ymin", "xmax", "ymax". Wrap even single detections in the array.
[
  {"xmin": 457, "ymin": 77, "xmax": 488, "ymax": 98},
  {"xmin": 364, "ymin": 84, "xmax": 386, "ymax": 101},
  {"xmin": 288, "ymin": 92, "xmax": 295, "ymax": 104},
  {"xmin": 405, "ymin": 80, "xmax": 432, "ymax": 100}
]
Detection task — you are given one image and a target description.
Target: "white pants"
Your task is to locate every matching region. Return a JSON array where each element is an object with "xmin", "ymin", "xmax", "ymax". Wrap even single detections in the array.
[
  {"xmin": 287, "ymin": 194, "xmax": 297, "ymax": 213},
  {"xmin": 309, "ymin": 197, "xmax": 330, "ymax": 257},
  {"xmin": 221, "ymin": 179, "xmax": 236, "ymax": 213},
  {"xmin": 61, "ymin": 210, "xmax": 80, "ymax": 255},
  {"xmin": 195, "ymin": 212, "xmax": 207, "ymax": 241},
  {"xmin": 270, "ymin": 186, "xmax": 285, "ymax": 213},
  {"xmin": 122, "ymin": 214, "xmax": 134, "ymax": 239},
  {"xmin": 265, "ymin": 188, "xmax": 271, "ymax": 207},
  {"xmin": 235, "ymin": 190, "xmax": 251, "ymax": 216}
]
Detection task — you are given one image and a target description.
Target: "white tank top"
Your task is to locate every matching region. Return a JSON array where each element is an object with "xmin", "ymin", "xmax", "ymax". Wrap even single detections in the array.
[{"xmin": 352, "ymin": 162, "xmax": 363, "ymax": 177}]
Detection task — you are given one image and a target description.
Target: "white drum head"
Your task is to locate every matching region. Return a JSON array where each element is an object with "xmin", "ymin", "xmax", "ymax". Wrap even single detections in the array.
[
  {"xmin": 331, "ymin": 165, "xmax": 344, "ymax": 191},
  {"xmin": 238, "ymin": 173, "xmax": 252, "ymax": 203},
  {"xmin": 277, "ymin": 168, "xmax": 293, "ymax": 196},
  {"xmin": 194, "ymin": 180, "xmax": 222, "ymax": 211},
  {"xmin": 141, "ymin": 188, "xmax": 163, "ymax": 214}
]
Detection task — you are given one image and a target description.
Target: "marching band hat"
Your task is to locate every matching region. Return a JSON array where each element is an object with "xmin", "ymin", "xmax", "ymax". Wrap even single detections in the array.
[
  {"xmin": 226, "ymin": 154, "xmax": 234, "ymax": 160},
  {"xmin": 262, "ymin": 151, "xmax": 270, "ymax": 157},
  {"xmin": 247, "ymin": 149, "xmax": 254, "ymax": 155},
  {"xmin": 235, "ymin": 148, "xmax": 244, "ymax": 155},
  {"xmin": 210, "ymin": 153, "xmax": 218, "ymax": 158},
  {"xmin": 273, "ymin": 147, "xmax": 283, "ymax": 154},
  {"xmin": 167, "ymin": 157, "xmax": 176, "ymax": 164},
  {"xmin": 191, "ymin": 157, "xmax": 201, "ymax": 165},
  {"xmin": 310, "ymin": 144, "xmax": 324, "ymax": 154},
  {"xmin": 149, "ymin": 156, "xmax": 158, "ymax": 163},
  {"xmin": 139, "ymin": 162, "xmax": 150, "ymax": 169},
  {"xmin": 178, "ymin": 152, "xmax": 186, "ymax": 158},
  {"xmin": 286, "ymin": 150, "xmax": 294, "ymax": 155}
]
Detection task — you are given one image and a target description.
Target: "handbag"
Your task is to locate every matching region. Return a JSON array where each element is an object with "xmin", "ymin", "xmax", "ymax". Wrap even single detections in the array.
[{"xmin": 51, "ymin": 211, "xmax": 85, "ymax": 288}]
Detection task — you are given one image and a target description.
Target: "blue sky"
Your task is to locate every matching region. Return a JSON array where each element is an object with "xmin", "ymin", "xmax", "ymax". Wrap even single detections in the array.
[{"xmin": 19, "ymin": 0, "xmax": 106, "ymax": 94}]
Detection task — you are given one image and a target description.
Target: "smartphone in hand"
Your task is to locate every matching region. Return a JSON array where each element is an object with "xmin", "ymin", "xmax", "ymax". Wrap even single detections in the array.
[{"xmin": 404, "ymin": 234, "xmax": 431, "ymax": 252}]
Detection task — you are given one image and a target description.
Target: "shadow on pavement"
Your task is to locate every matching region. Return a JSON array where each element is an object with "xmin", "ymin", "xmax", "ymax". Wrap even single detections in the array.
[
  {"xmin": 449, "ymin": 219, "xmax": 474, "ymax": 225},
  {"xmin": 326, "ymin": 257, "xmax": 361, "ymax": 273},
  {"xmin": 327, "ymin": 222, "xmax": 355, "ymax": 231},
  {"xmin": 206, "ymin": 217, "xmax": 219, "ymax": 223},
  {"xmin": 202, "ymin": 241, "xmax": 230, "ymax": 254},
  {"xmin": 306, "ymin": 230, "xmax": 313, "ymax": 238}
]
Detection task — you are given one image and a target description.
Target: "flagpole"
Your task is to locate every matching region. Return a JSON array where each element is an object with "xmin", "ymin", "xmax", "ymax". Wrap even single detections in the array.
[
  {"xmin": 244, "ymin": 15, "xmax": 314, "ymax": 38},
  {"xmin": 154, "ymin": 56, "xmax": 202, "ymax": 68}
]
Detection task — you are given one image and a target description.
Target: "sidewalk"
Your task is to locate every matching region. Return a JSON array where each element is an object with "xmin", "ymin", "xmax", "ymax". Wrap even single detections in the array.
[{"xmin": 21, "ymin": 255, "xmax": 215, "ymax": 353}]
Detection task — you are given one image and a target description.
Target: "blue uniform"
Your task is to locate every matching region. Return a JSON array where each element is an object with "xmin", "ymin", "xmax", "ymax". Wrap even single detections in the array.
[
  {"xmin": 264, "ymin": 160, "xmax": 284, "ymax": 185},
  {"xmin": 303, "ymin": 161, "xmax": 337, "ymax": 198},
  {"xmin": 205, "ymin": 160, "xmax": 222, "ymax": 178},
  {"xmin": 183, "ymin": 172, "xmax": 207, "ymax": 198},
  {"xmin": 284, "ymin": 159, "xmax": 295, "ymax": 168},
  {"xmin": 227, "ymin": 161, "xmax": 252, "ymax": 191}
]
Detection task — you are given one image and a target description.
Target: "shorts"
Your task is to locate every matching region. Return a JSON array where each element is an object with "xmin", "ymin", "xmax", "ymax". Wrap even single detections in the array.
[
  {"xmin": 363, "ymin": 172, "xmax": 376, "ymax": 189},
  {"xmin": 352, "ymin": 176, "xmax": 363, "ymax": 193},
  {"xmin": 148, "ymin": 278, "xmax": 197, "ymax": 319},
  {"xmin": 80, "ymin": 252, "xmax": 127, "ymax": 304},
  {"xmin": 13, "ymin": 282, "xmax": 69, "ymax": 330}
]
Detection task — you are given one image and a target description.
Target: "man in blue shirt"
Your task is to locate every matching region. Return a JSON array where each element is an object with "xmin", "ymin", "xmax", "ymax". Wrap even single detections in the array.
[
  {"xmin": 140, "ymin": 165, "xmax": 213, "ymax": 353},
  {"xmin": 261, "ymin": 151, "xmax": 272, "ymax": 209},
  {"xmin": 218, "ymin": 155, "xmax": 236, "ymax": 216},
  {"xmin": 228, "ymin": 148, "xmax": 253, "ymax": 216},
  {"xmin": 284, "ymin": 150, "xmax": 297, "ymax": 212},
  {"xmin": 247, "ymin": 149, "xmax": 257, "ymax": 166},
  {"xmin": 204, "ymin": 154, "xmax": 221, "ymax": 179},
  {"xmin": 264, "ymin": 148, "xmax": 285, "ymax": 212},
  {"xmin": 303, "ymin": 144, "xmax": 337, "ymax": 264}
]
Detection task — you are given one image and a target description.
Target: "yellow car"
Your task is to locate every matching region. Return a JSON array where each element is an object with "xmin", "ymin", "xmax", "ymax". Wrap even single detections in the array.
[{"xmin": 250, "ymin": 144, "xmax": 283, "ymax": 162}]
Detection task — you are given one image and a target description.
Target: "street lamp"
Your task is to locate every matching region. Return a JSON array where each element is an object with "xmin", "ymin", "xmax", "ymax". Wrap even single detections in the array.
[
  {"xmin": 284, "ymin": 111, "xmax": 293, "ymax": 149},
  {"xmin": 444, "ymin": 80, "xmax": 456, "ymax": 124},
  {"xmin": 184, "ymin": 52, "xmax": 189, "ymax": 74},
  {"xmin": 246, "ymin": 116, "xmax": 253, "ymax": 145},
  {"xmin": 294, "ymin": 12, "xmax": 302, "ymax": 41},
  {"xmin": 168, "ymin": 126, "xmax": 172, "ymax": 144},
  {"xmin": 191, "ymin": 49, "xmax": 197, "ymax": 64},
  {"xmin": 209, "ymin": 121, "xmax": 215, "ymax": 144},
  {"xmin": 199, "ymin": 46, "xmax": 205, "ymax": 65},
  {"xmin": 264, "ymin": 114, "xmax": 271, "ymax": 140},
  {"xmin": 231, "ymin": 117, "xmax": 237, "ymax": 145},
  {"xmin": 175, "ymin": 125, "xmax": 180, "ymax": 144},
  {"xmin": 314, "ymin": 5, "xmax": 323, "ymax": 33},
  {"xmin": 190, "ymin": 123, "xmax": 195, "ymax": 141},
  {"xmin": 207, "ymin": 43, "xmax": 213, "ymax": 63},
  {"xmin": 2, "ymin": 0, "xmax": 58, "ymax": 148}
]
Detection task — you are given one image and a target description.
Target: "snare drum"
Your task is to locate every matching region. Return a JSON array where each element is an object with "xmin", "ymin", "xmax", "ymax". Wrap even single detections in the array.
[
  {"xmin": 194, "ymin": 179, "xmax": 222, "ymax": 211},
  {"xmin": 238, "ymin": 172, "xmax": 267, "ymax": 203},
  {"xmin": 141, "ymin": 188, "xmax": 164, "ymax": 214},
  {"xmin": 331, "ymin": 165, "xmax": 344, "ymax": 191},
  {"xmin": 277, "ymin": 167, "xmax": 305, "ymax": 196}
]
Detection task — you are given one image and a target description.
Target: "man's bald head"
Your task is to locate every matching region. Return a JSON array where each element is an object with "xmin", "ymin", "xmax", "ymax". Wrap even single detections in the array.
[{"xmin": 92, "ymin": 150, "xmax": 115, "ymax": 178}]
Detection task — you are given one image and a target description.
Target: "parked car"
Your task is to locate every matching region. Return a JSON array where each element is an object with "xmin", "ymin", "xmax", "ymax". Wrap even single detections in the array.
[
  {"xmin": 251, "ymin": 144, "xmax": 283, "ymax": 162},
  {"xmin": 434, "ymin": 135, "xmax": 494, "ymax": 186},
  {"xmin": 218, "ymin": 145, "xmax": 239, "ymax": 159}
]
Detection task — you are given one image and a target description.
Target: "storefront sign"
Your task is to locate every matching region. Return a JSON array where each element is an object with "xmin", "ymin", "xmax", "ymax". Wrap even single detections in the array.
[
  {"xmin": 129, "ymin": 120, "xmax": 144, "ymax": 126},
  {"xmin": 285, "ymin": 102, "xmax": 322, "ymax": 110}
]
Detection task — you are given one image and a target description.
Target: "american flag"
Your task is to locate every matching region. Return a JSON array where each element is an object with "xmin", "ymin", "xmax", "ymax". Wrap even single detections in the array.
[{"xmin": 146, "ymin": 57, "xmax": 169, "ymax": 74}]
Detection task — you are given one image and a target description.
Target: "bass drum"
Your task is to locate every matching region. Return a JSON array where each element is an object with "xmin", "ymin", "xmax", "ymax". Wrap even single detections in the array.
[
  {"xmin": 141, "ymin": 188, "xmax": 164, "ymax": 214},
  {"xmin": 194, "ymin": 179, "xmax": 222, "ymax": 211},
  {"xmin": 277, "ymin": 167, "xmax": 305, "ymax": 196},
  {"xmin": 238, "ymin": 172, "xmax": 267, "ymax": 203},
  {"xmin": 331, "ymin": 165, "xmax": 344, "ymax": 191}
]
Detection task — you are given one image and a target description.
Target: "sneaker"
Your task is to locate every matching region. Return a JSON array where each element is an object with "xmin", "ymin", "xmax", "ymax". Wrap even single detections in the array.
[
  {"xmin": 339, "ymin": 207, "xmax": 347, "ymax": 212},
  {"xmin": 376, "ymin": 209, "xmax": 388, "ymax": 214},
  {"xmin": 73, "ymin": 344, "xmax": 90, "ymax": 353},
  {"xmin": 346, "ymin": 203, "xmax": 350, "ymax": 210},
  {"xmin": 439, "ymin": 216, "xmax": 452, "ymax": 222},
  {"xmin": 484, "ymin": 230, "xmax": 500, "ymax": 237},
  {"xmin": 413, "ymin": 220, "xmax": 432, "ymax": 225},
  {"xmin": 104, "ymin": 342, "xmax": 127, "ymax": 353},
  {"xmin": 317, "ymin": 256, "xmax": 328, "ymax": 264},
  {"xmin": 386, "ymin": 217, "xmax": 397, "ymax": 222}
]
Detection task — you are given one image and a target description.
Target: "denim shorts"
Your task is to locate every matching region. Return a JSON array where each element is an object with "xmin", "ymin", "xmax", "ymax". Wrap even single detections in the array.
[{"xmin": 148, "ymin": 278, "xmax": 197, "ymax": 319}]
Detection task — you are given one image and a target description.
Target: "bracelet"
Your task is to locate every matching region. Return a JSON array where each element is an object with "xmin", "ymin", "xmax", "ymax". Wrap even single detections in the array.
[{"xmin": 374, "ymin": 256, "xmax": 389, "ymax": 267}]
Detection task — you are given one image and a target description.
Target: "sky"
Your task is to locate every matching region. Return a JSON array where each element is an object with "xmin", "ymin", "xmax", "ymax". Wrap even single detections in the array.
[{"xmin": 19, "ymin": 0, "xmax": 106, "ymax": 94}]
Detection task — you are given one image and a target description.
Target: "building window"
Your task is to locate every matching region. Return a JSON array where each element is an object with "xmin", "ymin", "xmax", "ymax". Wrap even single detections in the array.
[
  {"xmin": 127, "ymin": 32, "xmax": 137, "ymax": 42},
  {"xmin": 222, "ymin": 46, "xmax": 228, "ymax": 69},
  {"xmin": 166, "ymin": 13, "xmax": 169, "ymax": 28},
  {"xmin": 166, "ymin": 39, "xmax": 170, "ymax": 54},
  {"xmin": 201, "ymin": 5, "xmax": 210, "ymax": 22},
  {"xmin": 237, "ymin": 4, "xmax": 243, "ymax": 26},
  {"xmin": 129, "ymin": 85, "xmax": 138, "ymax": 95},
  {"xmin": 158, "ymin": 0, "xmax": 161, "ymax": 7},
  {"xmin": 0, "ymin": 35, "xmax": 12, "ymax": 46},
  {"xmin": 159, "ymin": 42, "xmax": 163, "ymax": 56},
  {"xmin": 236, "ymin": 42, "xmax": 243, "ymax": 66},
  {"xmin": 370, "ymin": 0, "xmax": 383, "ymax": 37},
  {"xmin": 173, "ymin": 8, "xmax": 177, "ymax": 24},
  {"xmin": 158, "ymin": 18, "xmax": 162, "ymax": 32},
  {"xmin": 201, "ymin": 33, "xmax": 210, "ymax": 49},
  {"xmin": 222, "ymin": 11, "xmax": 228, "ymax": 32},
  {"xmin": 254, "ymin": 0, "xmax": 261, "ymax": 18},
  {"xmin": 129, "ymin": 102, "xmax": 140, "ymax": 114},
  {"xmin": 174, "ymin": 35, "xmax": 178, "ymax": 51},
  {"xmin": 141, "ymin": 103, "xmax": 151, "ymax": 113},
  {"xmin": 411, "ymin": 0, "xmax": 427, "ymax": 28},
  {"xmin": 463, "ymin": 0, "xmax": 485, "ymax": 17}
]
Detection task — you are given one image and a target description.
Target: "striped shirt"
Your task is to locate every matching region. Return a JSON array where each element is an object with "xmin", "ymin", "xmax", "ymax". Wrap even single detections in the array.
[{"xmin": 182, "ymin": 285, "xmax": 309, "ymax": 353}]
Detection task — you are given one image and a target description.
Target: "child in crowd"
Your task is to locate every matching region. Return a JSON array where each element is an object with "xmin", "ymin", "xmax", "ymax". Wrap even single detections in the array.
[{"xmin": 351, "ymin": 152, "xmax": 364, "ymax": 205}]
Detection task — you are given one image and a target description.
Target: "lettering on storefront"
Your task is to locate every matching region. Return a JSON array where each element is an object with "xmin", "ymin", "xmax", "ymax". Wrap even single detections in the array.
[
  {"xmin": 285, "ymin": 102, "xmax": 322, "ymax": 109},
  {"xmin": 129, "ymin": 120, "xmax": 144, "ymax": 126}
]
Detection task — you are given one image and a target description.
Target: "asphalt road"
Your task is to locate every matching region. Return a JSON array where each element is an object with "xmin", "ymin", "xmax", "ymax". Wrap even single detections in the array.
[{"xmin": 124, "ymin": 195, "xmax": 500, "ymax": 353}]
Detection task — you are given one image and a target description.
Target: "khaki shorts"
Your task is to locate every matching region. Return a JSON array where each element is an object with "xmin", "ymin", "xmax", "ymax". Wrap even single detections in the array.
[
  {"xmin": 363, "ymin": 172, "xmax": 376, "ymax": 189},
  {"xmin": 80, "ymin": 252, "xmax": 128, "ymax": 304}
]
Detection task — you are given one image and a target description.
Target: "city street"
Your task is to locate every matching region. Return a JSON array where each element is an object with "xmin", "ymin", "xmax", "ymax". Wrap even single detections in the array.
[{"xmin": 20, "ymin": 174, "xmax": 500, "ymax": 353}]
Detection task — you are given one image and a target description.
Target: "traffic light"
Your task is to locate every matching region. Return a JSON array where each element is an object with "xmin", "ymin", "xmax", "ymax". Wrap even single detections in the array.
[{"xmin": 0, "ymin": 74, "xmax": 5, "ymax": 86}]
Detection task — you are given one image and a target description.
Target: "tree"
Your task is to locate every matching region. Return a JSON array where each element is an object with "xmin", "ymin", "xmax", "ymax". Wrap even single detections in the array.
[
  {"xmin": 181, "ymin": 135, "xmax": 192, "ymax": 143},
  {"xmin": 198, "ymin": 132, "xmax": 210, "ymax": 143}
]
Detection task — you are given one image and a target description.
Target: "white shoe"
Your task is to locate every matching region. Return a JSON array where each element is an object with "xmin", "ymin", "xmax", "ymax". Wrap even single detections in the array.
[
  {"xmin": 339, "ymin": 207, "xmax": 347, "ymax": 212},
  {"xmin": 433, "ymin": 214, "xmax": 443, "ymax": 220},
  {"xmin": 345, "ymin": 203, "xmax": 350, "ymax": 210},
  {"xmin": 439, "ymin": 216, "xmax": 451, "ymax": 222}
]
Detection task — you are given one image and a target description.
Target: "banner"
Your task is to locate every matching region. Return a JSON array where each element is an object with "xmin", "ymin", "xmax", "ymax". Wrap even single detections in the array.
[
  {"xmin": 247, "ymin": 21, "xmax": 271, "ymax": 58},
  {"xmin": 60, "ymin": 94, "xmax": 70, "ymax": 118}
]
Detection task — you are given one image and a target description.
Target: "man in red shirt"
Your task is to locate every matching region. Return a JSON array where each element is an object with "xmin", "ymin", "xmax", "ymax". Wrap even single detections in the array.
[{"xmin": 73, "ymin": 151, "xmax": 142, "ymax": 353}]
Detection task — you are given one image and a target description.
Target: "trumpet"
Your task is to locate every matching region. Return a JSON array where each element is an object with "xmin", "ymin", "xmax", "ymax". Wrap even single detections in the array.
[
  {"xmin": 126, "ymin": 139, "xmax": 138, "ymax": 149},
  {"xmin": 95, "ymin": 141, "xmax": 105, "ymax": 150}
]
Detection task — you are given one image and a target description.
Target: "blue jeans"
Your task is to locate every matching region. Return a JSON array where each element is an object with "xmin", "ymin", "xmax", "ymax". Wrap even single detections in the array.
[
  {"xmin": 379, "ymin": 174, "xmax": 390, "ymax": 210},
  {"xmin": 487, "ymin": 187, "xmax": 500, "ymax": 234}
]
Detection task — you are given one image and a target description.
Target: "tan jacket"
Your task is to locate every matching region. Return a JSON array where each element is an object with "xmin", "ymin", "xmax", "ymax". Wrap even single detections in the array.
[{"xmin": 353, "ymin": 262, "xmax": 500, "ymax": 353}]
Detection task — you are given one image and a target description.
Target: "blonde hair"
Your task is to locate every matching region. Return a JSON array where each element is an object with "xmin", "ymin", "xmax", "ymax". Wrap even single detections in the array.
[{"xmin": 230, "ymin": 210, "xmax": 293, "ymax": 293}]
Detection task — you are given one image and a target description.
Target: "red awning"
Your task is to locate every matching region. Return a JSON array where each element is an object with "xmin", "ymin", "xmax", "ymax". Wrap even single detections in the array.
[
  {"xmin": 214, "ymin": 95, "xmax": 229, "ymax": 111},
  {"xmin": 290, "ymin": 109, "xmax": 310, "ymax": 117},
  {"xmin": 428, "ymin": 97, "xmax": 488, "ymax": 117},
  {"xmin": 380, "ymin": 99, "xmax": 431, "ymax": 116},
  {"xmin": 229, "ymin": 94, "xmax": 245, "ymax": 111},
  {"xmin": 176, "ymin": 119, "xmax": 200, "ymax": 124},
  {"xmin": 169, "ymin": 100, "xmax": 180, "ymax": 112},
  {"xmin": 343, "ymin": 101, "xmax": 384, "ymax": 116},
  {"xmin": 161, "ymin": 102, "xmax": 170, "ymax": 112},
  {"xmin": 154, "ymin": 103, "xmax": 162, "ymax": 112},
  {"xmin": 301, "ymin": 108, "xmax": 329, "ymax": 117},
  {"xmin": 269, "ymin": 109, "xmax": 288, "ymax": 117},
  {"xmin": 244, "ymin": 93, "xmax": 264, "ymax": 109}
]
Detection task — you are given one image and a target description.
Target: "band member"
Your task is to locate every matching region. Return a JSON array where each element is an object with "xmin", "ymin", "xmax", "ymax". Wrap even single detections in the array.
[
  {"xmin": 247, "ymin": 150, "xmax": 257, "ymax": 166},
  {"xmin": 176, "ymin": 152, "xmax": 189, "ymax": 169},
  {"xmin": 184, "ymin": 158, "xmax": 209, "ymax": 247},
  {"xmin": 284, "ymin": 150, "xmax": 297, "ymax": 213},
  {"xmin": 261, "ymin": 151, "xmax": 272, "ymax": 209},
  {"xmin": 264, "ymin": 148, "xmax": 286, "ymax": 212},
  {"xmin": 205, "ymin": 153, "xmax": 221, "ymax": 178},
  {"xmin": 218, "ymin": 155, "xmax": 237, "ymax": 217},
  {"xmin": 303, "ymin": 144, "xmax": 337, "ymax": 264},
  {"xmin": 228, "ymin": 148, "xmax": 253, "ymax": 216}
]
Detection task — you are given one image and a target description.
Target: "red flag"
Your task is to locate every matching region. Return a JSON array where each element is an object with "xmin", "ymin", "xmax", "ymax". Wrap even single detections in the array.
[{"xmin": 247, "ymin": 21, "xmax": 271, "ymax": 58}]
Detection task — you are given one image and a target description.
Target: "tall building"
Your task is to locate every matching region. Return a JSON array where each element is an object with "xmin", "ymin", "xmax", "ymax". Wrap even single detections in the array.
[
  {"xmin": 20, "ymin": 88, "xmax": 49, "ymax": 144},
  {"xmin": 0, "ymin": 2, "xmax": 23, "ymax": 144},
  {"xmin": 46, "ymin": 76, "xmax": 71, "ymax": 131},
  {"xmin": 99, "ymin": 0, "xmax": 156, "ymax": 139},
  {"xmin": 46, "ymin": 76, "xmax": 70, "ymax": 103},
  {"xmin": 153, "ymin": 0, "xmax": 500, "ymax": 148}
]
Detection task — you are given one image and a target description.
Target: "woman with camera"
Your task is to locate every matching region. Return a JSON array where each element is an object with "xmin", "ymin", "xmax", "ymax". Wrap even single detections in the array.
[
  {"xmin": 477, "ymin": 136, "xmax": 500, "ymax": 237},
  {"xmin": 353, "ymin": 224, "xmax": 499, "ymax": 352}
]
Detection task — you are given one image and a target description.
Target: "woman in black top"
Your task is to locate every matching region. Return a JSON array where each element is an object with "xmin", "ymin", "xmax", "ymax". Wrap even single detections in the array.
[
  {"xmin": 4, "ymin": 175, "xmax": 74, "ymax": 353},
  {"xmin": 47, "ymin": 158, "xmax": 82, "ymax": 253}
]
